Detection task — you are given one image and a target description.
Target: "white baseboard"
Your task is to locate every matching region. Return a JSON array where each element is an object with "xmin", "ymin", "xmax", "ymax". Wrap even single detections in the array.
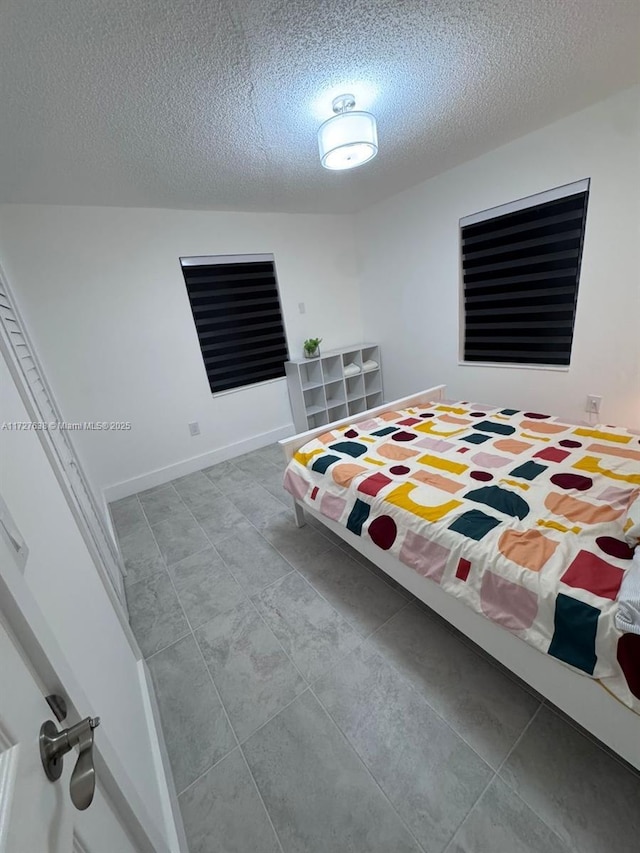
[{"xmin": 103, "ymin": 422, "xmax": 295, "ymax": 503}]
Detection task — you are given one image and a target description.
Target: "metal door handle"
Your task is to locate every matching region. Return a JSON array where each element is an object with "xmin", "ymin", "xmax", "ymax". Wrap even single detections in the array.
[{"xmin": 40, "ymin": 713, "xmax": 100, "ymax": 810}]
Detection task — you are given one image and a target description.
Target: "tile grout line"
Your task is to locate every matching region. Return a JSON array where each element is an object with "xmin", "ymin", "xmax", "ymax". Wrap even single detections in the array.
[
  {"xmin": 275, "ymin": 481, "xmax": 415, "ymax": 602},
  {"xmin": 233, "ymin": 599, "xmax": 437, "ymax": 852},
  {"xmin": 236, "ymin": 745, "xmax": 288, "ymax": 853},
  {"xmin": 361, "ymin": 602, "xmax": 524, "ymax": 765},
  {"xmin": 114, "ymin": 493, "xmax": 146, "ymax": 582},
  {"xmin": 169, "ymin": 537, "xmax": 288, "ymax": 853},
  {"xmin": 303, "ymin": 599, "xmax": 414, "ymax": 692},
  {"xmin": 124, "ymin": 539, "xmax": 213, "ymax": 593},
  {"xmin": 243, "ymin": 591, "xmax": 416, "ymax": 740},
  {"xmin": 114, "ymin": 493, "xmax": 159, "ymax": 584},
  {"xmin": 236, "ymin": 686, "xmax": 313, "ymax": 748},
  {"xmin": 132, "ymin": 498, "xmax": 194, "ymax": 658},
  {"xmin": 234, "ymin": 597, "xmax": 416, "ymax": 750},
  {"xmin": 146, "ymin": 482, "xmax": 294, "ymax": 853},
  {"xmin": 189, "ymin": 482, "xmax": 390, "ymax": 647},
  {"xmin": 441, "ymin": 701, "xmax": 545, "ymax": 853},
  {"xmin": 180, "ymin": 473, "xmax": 299, "ymax": 585},
  {"xmin": 243, "ymin": 595, "xmax": 310, "ymax": 687},
  {"xmin": 176, "ymin": 496, "xmax": 315, "ymax": 733},
  {"xmin": 332, "ymin": 536, "xmax": 416, "ymax": 600},
  {"xmin": 231, "ymin": 488, "xmax": 414, "ymax": 644},
  {"xmin": 168, "ymin": 473, "xmax": 304, "ymax": 609},
  {"xmin": 439, "ymin": 620, "xmax": 543, "ymax": 701},
  {"xmin": 262, "ymin": 558, "xmax": 404, "ymax": 650},
  {"xmin": 473, "ymin": 699, "xmax": 572, "ymax": 852},
  {"xmin": 151, "ymin": 478, "xmax": 293, "ymax": 604},
  {"xmin": 224, "ymin": 476, "xmax": 293, "ymax": 511},
  {"xmin": 245, "ymin": 567, "xmax": 296, "ymax": 597},
  {"xmin": 162, "ymin": 541, "xmax": 221, "ymax": 574},
  {"xmin": 540, "ymin": 698, "xmax": 640, "ymax": 780},
  {"xmin": 308, "ymin": 682, "xmax": 428, "ymax": 853},
  {"xmin": 221, "ymin": 470, "xmax": 292, "ymax": 511},
  {"xmin": 151, "ymin": 476, "xmax": 311, "ymax": 671},
  {"xmin": 143, "ymin": 628, "xmax": 192, "ymax": 663},
  {"xmin": 137, "ymin": 493, "xmax": 249, "ymax": 802},
  {"xmin": 174, "ymin": 743, "xmax": 241, "ymax": 800},
  {"xmin": 163, "ymin": 555, "xmax": 247, "ymax": 792}
]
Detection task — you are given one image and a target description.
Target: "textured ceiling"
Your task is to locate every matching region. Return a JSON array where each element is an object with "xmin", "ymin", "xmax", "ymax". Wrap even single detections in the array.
[{"xmin": 1, "ymin": 0, "xmax": 639, "ymax": 214}]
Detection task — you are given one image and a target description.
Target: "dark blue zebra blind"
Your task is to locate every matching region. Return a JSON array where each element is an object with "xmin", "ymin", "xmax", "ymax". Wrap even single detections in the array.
[
  {"xmin": 461, "ymin": 180, "xmax": 590, "ymax": 366},
  {"xmin": 180, "ymin": 254, "xmax": 289, "ymax": 393}
]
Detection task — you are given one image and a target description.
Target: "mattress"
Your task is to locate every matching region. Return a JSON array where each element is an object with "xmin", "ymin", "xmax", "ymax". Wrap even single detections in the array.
[{"xmin": 283, "ymin": 400, "xmax": 640, "ymax": 713}]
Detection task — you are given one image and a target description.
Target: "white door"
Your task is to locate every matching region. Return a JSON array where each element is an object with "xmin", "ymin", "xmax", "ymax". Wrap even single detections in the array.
[
  {"xmin": 0, "ymin": 346, "xmax": 181, "ymax": 853},
  {"xmin": 0, "ymin": 611, "xmax": 140, "ymax": 853}
]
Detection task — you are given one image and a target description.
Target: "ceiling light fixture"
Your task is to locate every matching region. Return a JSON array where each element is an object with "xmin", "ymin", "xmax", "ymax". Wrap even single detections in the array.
[{"xmin": 317, "ymin": 94, "xmax": 378, "ymax": 171}]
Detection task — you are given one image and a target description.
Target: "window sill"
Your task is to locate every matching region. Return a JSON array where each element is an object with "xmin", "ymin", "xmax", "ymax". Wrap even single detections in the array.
[
  {"xmin": 457, "ymin": 361, "xmax": 570, "ymax": 373},
  {"xmin": 211, "ymin": 375, "xmax": 287, "ymax": 399}
]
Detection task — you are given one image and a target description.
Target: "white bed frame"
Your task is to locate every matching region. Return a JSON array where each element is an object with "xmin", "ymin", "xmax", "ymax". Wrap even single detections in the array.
[{"xmin": 280, "ymin": 384, "xmax": 640, "ymax": 772}]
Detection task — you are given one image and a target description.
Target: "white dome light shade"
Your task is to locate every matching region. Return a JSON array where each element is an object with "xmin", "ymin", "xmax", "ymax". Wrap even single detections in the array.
[{"xmin": 318, "ymin": 97, "xmax": 378, "ymax": 171}]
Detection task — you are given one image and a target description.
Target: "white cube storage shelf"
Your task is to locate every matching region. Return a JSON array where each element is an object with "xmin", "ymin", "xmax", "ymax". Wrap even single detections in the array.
[{"xmin": 285, "ymin": 344, "xmax": 383, "ymax": 432}]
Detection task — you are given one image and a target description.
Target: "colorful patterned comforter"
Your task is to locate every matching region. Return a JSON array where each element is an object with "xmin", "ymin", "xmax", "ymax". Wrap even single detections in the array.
[{"xmin": 283, "ymin": 401, "xmax": 640, "ymax": 713}]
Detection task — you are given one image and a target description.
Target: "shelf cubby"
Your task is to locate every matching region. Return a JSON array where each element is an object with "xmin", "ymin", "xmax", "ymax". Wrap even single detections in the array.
[
  {"xmin": 348, "ymin": 397, "xmax": 367, "ymax": 416},
  {"xmin": 361, "ymin": 345, "xmax": 380, "ymax": 367},
  {"xmin": 299, "ymin": 358, "xmax": 323, "ymax": 390},
  {"xmin": 321, "ymin": 355, "xmax": 343, "ymax": 383},
  {"xmin": 327, "ymin": 402, "xmax": 348, "ymax": 422},
  {"xmin": 341, "ymin": 350, "xmax": 363, "ymax": 372},
  {"xmin": 364, "ymin": 370, "xmax": 382, "ymax": 395},
  {"xmin": 346, "ymin": 374, "xmax": 364, "ymax": 401},
  {"xmin": 307, "ymin": 410, "xmax": 328, "ymax": 430},
  {"xmin": 324, "ymin": 379, "xmax": 346, "ymax": 409},
  {"xmin": 304, "ymin": 385, "xmax": 326, "ymax": 416}
]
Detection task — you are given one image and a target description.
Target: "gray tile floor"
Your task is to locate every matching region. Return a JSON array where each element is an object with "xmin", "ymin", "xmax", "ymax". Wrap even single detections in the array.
[{"xmin": 110, "ymin": 445, "xmax": 640, "ymax": 853}]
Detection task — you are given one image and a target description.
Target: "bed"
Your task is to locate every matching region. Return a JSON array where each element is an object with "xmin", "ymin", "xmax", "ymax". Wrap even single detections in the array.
[{"xmin": 280, "ymin": 384, "xmax": 640, "ymax": 772}]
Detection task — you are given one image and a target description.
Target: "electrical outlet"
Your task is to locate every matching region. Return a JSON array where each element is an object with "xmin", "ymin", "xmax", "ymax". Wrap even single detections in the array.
[
  {"xmin": 586, "ymin": 395, "xmax": 602, "ymax": 415},
  {"xmin": 188, "ymin": 421, "xmax": 200, "ymax": 436},
  {"xmin": 298, "ymin": 302, "xmax": 306, "ymax": 314}
]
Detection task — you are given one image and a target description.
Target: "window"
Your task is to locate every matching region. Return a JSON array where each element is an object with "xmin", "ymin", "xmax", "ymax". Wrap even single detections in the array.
[
  {"xmin": 180, "ymin": 253, "xmax": 289, "ymax": 394},
  {"xmin": 460, "ymin": 179, "xmax": 590, "ymax": 367}
]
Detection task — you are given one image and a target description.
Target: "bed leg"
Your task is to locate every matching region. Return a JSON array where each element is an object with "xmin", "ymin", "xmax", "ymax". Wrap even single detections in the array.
[{"xmin": 293, "ymin": 500, "xmax": 306, "ymax": 528}]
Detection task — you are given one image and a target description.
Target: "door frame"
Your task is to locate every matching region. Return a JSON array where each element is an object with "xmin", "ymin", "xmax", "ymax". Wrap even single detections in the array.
[{"xmin": 0, "ymin": 521, "xmax": 188, "ymax": 853}]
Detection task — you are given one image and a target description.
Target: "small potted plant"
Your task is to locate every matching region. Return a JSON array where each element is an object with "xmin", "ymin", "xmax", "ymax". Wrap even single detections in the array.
[{"xmin": 303, "ymin": 337, "xmax": 322, "ymax": 359}]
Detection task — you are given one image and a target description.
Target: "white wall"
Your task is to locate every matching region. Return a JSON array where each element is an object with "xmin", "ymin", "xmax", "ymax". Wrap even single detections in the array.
[
  {"xmin": 355, "ymin": 86, "xmax": 640, "ymax": 430},
  {"xmin": 0, "ymin": 206, "xmax": 361, "ymax": 498},
  {"xmin": 0, "ymin": 350, "xmax": 169, "ymax": 844}
]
